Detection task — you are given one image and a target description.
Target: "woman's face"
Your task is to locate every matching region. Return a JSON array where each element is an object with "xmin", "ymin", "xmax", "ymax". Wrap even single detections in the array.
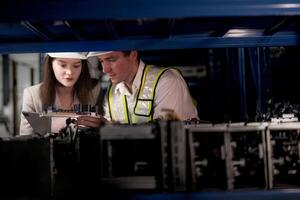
[{"xmin": 52, "ymin": 58, "xmax": 82, "ymax": 88}]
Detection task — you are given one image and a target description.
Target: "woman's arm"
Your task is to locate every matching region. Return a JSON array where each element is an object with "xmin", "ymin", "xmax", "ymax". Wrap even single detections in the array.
[{"xmin": 19, "ymin": 87, "xmax": 36, "ymax": 135}]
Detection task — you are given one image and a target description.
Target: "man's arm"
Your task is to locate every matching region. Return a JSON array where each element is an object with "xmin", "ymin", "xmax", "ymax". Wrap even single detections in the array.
[{"xmin": 153, "ymin": 69, "xmax": 199, "ymax": 120}]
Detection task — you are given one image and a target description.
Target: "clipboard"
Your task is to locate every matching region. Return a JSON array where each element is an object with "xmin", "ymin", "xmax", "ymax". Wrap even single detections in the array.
[
  {"xmin": 22, "ymin": 111, "xmax": 51, "ymax": 135},
  {"xmin": 22, "ymin": 111, "xmax": 100, "ymax": 135}
]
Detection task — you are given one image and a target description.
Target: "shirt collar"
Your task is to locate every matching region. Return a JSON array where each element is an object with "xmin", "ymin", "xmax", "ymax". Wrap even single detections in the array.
[{"xmin": 115, "ymin": 60, "xmax": 145, "ymax": 96}]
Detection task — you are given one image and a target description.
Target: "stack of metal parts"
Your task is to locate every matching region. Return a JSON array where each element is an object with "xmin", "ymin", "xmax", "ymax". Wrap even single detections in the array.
[
  {"xmin": 95, "ymin": 122, "xmax": 300, "ymax": 191},
  {"xmin": 186, "ymin": 122, "xmax": 267, "ymax": 190},
  {"xmin": 1, "ymin": 121, "xmax": 300, "ymax": 199},
  {"xmin": 186, "ymin": 122, "xmax": 300, "ymax": 191},
  {"xmin": 94, "ymin": 121, "xmax": 300, "ymax": 192},
  {"xmin": 79, "ymin": 122, "xmax": 188, "ymax": 193}
]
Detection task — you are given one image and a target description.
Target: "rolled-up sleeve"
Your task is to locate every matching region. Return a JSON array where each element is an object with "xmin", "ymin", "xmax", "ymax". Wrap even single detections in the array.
[{"xmin": 153, "ymin": 69, "xmax": 199, "ymax": 120}]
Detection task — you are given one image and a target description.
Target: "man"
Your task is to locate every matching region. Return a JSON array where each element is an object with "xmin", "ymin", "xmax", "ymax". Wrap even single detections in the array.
[{"xmin": 77, "ymin": 51, "xmax": 198, "ymax": 127}]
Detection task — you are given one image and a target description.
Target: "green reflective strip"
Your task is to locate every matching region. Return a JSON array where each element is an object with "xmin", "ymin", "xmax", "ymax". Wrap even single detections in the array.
[
  {"xmin": 150, "ymin": 67, "xmax": 170, "ymax": 100},
  {"xmin": 133, "ymin": 65, "xmax": 152, "ymax": 124},
  {"xmin": 122, "ymin": 95, "xmax": 129, "ymax": 123},
  {"xmin": 108, "ymin": 85, "xmax": 115, "ymax": 121},
  {"xmin": 138, "ymin": 65, "xmax": 152, "ymax": 99},
  {"xmin": 133, "ymin": 112, "xmax": 138, "ymax": 124},
  {"xmin": 147, "ymin": 67, "xmax": 170, "ymax": 122}
]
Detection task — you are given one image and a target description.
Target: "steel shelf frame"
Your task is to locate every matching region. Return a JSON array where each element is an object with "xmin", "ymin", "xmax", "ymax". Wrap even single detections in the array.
[{"xmin": 0, "ymin": 0, "xmax": 300, "ymax": 53}]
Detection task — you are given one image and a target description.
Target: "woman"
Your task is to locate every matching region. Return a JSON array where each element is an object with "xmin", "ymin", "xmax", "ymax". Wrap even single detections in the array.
[{"xmin": 19, "ymin": 52, "xmax": 100, "ymax": 135}]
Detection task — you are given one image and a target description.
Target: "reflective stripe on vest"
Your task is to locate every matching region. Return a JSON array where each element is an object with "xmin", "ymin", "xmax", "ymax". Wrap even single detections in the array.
[
  {"xmin": 108, "ymin": 65, "xmax": 169, "ymax": 124},
  {"xmin": 108, "ymin": 84, "xmax": 130, "ymax": 123},
  {"xmin": 133, "ymin": 65, "xmax": 170, "ymax": 123}
]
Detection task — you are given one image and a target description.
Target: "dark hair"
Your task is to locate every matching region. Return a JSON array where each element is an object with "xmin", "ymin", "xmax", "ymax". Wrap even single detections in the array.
[
  {"xmin": 122, "ymin": 51, "xmax": 140, "ymax": 60},
  {"xmin": 122, "ymin": 51, "xmax": 131, "ymax": 56},
  {"xmin": 40, "ymin": 55, "xmax": 93, "ymax": 108}
]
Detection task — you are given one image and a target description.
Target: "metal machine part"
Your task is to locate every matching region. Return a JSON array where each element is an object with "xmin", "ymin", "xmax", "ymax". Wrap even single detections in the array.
[
  {"xmin": 228, "ymin": 123, "xmax": 267, "ymax": 190},
  {"xmin": 97, "ymin": 124, "xmax": 160, "ymax": 190},
  {"xmin": 267, "ymin": 123, "xmax": 300, "ymax": 189},
  {"xmin": 3, "ymin": 121, "xmax": 300, "ymax": 199},
  {"xmin": 187, "ymin": 124, "xmax": 228, "ymax": 190}
]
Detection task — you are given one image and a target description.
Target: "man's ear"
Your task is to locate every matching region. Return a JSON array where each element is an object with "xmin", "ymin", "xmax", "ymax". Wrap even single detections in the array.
[{"xmin": 130, "ymin": 51, "xmax": 138, "ymax": 60}]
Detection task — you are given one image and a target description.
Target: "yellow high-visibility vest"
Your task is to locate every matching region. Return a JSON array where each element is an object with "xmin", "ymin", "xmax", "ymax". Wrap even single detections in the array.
[{"xmin": 108, "ymin": 65, "xmax": 170, "ymax": 124}]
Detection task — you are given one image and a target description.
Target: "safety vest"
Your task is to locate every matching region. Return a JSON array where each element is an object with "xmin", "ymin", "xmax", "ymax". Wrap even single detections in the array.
[{"xmin": 107, "ymin": 65, "xmax": 170, "ymax": 124}]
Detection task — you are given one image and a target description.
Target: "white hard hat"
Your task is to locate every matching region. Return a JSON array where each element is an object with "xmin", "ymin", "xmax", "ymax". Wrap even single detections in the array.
[
  {"xmin": 87, "ymin": 51, "xmax": 112, "ymax": 57},
  {"xmin": 47, "ymin": 52, "xmax": 88, "ymax": 59}
]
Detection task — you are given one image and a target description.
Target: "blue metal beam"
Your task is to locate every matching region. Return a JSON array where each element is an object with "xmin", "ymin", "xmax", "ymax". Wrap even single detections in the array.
[
  {"xmin": 0, "ymin": 35, "xmax": 299, "ymax": 53},
  {"xmin": 248, "ymin": 48, "xmax": 264, "ymax": 114},
  {"xmin": 20, "ymin": 21, "xmax": 55, "ymax": 41},
  {"xmin": 104, "ymin": 20, "xmax": 119, "ymax": 40},
  {"xmin": 238, "ymin": 48, "xmax": 248, "ymax": 120},
  {"xmin": 129, "ymin": 189, "xmax": 300, "ymax": 200},
  {"xmin": 62, "ymin": 21, "xmax": 85, "ymax": 40},
  {"xmin": 1, "ymin": 0, "xmax": 300, "ymax": 20},
  {"xmin": 264, "ymin": 18, "xmax": 289, "ymax": 35}
]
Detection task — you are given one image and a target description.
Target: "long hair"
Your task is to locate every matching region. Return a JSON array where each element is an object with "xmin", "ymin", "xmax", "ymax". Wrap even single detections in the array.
[{"xmin": 40, "ymin": 55, "xmax": 93, "ymax": 108}]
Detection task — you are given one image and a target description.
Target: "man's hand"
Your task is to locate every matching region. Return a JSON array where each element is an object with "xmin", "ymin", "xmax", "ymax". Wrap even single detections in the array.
[
  {"xmin": 77, "ymin": 115, "xmax": 108, "ymax": 128},
  {"xmin": 160, "ymin": 108, "xmax": 182, "ymax": 120}
]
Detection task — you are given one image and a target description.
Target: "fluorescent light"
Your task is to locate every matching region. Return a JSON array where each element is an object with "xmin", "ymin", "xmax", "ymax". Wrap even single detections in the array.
[{"xmin": 224, "ymin": 29, "xmax": 262, "ymax": 37}]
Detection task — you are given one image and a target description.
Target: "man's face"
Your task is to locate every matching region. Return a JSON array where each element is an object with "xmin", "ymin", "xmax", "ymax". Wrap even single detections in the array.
[{"xmin": 97, "ymin": 51, "xmax": 135, "ymax": 84}]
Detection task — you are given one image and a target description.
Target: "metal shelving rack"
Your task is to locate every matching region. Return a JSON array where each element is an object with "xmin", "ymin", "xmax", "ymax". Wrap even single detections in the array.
[{"xmin": 0, "ymin": 0, "xmax": 300, "ymax": 53}]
